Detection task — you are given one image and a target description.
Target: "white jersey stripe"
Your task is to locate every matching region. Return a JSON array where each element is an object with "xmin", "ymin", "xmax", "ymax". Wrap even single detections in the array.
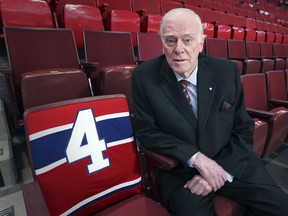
[
  {"xmin": 35, "ymin": 137, "xmax": 134, "ymax": 175},
  {"xmin": 29, "ymin": 112, "xmax": 130, "ymax": 141},
  {"xmin": 60, "ymin": 177, "xmax": 142, "ymax": 216}
]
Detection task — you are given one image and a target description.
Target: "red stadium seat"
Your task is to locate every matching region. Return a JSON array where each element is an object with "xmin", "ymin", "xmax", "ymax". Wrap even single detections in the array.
[
  {"xmin": 245, "ymin": 29, "xmax": 257, "ymax": 41},
  {"xmin": 283, "ymin": 35, "xmax": 288, "ymax": 44},
  {"xmin": 97, "ymin": 0, "xmax": 133, "ymax": 19},
  {"xmin": 266, "ymin": 32, "xmax": 276, "ymax": 43},
  {"xmin": 204, "ymin": 0, "xmax": 219, "ymax": 11},
  {"xmin": 136, "ymin": 32, "xmax": 163, "ymax": 63},
  {"xmin": 140, "ymin": 14, "xmax": 162, "ymax": 33},
  {"xmin": 204, "ymin": 37, "xmax": 228, "ymax": 59},
  {"xmin": 216, "ymin": 24, "xmax": 232, "ymax": 40},
  {"xmin": 1, "ymin": 0, "xmax": 56, "ymax": 28},
  {"xmin": 63, "ymin": 4, "xmax": 104, "ymax": 49},
  {"xmin": 97, "ymin": 65, "xmax": 136, "ymax": 113},
  {"xmin": 132, "ymin": 0, "xmax": 161, "ymax": 15},
  {"xmin": 228, "ymin": 39, "xmax": 261, "ymax": 75},
  {"xmin": 2, "ymin": 26, "xmax": 90, "ymax": 127},
  {"xmin": 132, "ymin": 0, "xmax": 162, "ymax": 33},
  {"xmin": 241, "ymin": 73, "xmax": 288, "ymax": 157},
  {"xmin": 54, "ymin": 0, "xmax": 96, "ymax": 27},
  {"xmin": 245, "ymin": 41, "xmax": 262, "ymax": 74},
  {"xmin": 202, "ymin": 22, "xmax": 215, "ymax": 38},
  {"xmin": 232, "ymin": 15, "xmax": 246, "ymax": 40},
  {"xmin": 244, "ymin": 18, "xmax": 257, "ymax": 41},
  {"xmin": 202, "ymin": 9, "xmax": 221, "ymax": 38},
  {"xmin": 256, "ymin": 30, "xmax": 266, "ymax": 42},
  {"xmin": 265, "ymin": 70, "xmax": 288, "ymax": 108},
  {"xmin": 272, "ymin": 43, "xmax": 287, "ymax": 70},
  {"xmin": 22, "ymin": 95, "xmax": 170, "ymax": 216},
  {"xmin": 83, "ymin": 30, "xmax": 136, "ymax": 94},
  {"xmin": 260, "ymin": 42, "xmax": 275, "ymax": 73},
  {"xmin": 21, "ymin": 69, "xmax": 91, "ymax": 111},
  {"xmin": 84, "ymin": 30, "xmax": 135, "ymax": 70},
  {"xmin": 232, "ymin": 26, "xmax": 245, "ymax": 40},
  {"xmin": 275, "ymin": 33, "xmax": 283, "ymax": 44},
  {"xmin": 105, "ymin": 9, "xmax": 140, "ymax": 47}
]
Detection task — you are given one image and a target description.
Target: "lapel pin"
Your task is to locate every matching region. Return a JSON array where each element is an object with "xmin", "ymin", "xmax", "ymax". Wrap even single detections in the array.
[{"xmin": 209, "ymin": 87, "xmax": 212, "ymax": 90}]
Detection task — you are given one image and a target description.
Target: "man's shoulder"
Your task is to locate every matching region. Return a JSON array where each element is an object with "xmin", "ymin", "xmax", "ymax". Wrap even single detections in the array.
[
  {"xmin": 199, "ymin": 54, "xmax": 238, "ymax": 76},
  {"xmin": 199, "ymin": 53, "xmax": 235, "ymax": 67}
]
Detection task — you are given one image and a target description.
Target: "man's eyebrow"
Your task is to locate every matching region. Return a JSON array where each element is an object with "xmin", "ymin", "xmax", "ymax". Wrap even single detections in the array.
[
  {"xmin": 163, "ymin": 33, "xmax": 194, "ymax": 37},
  {"xmin": 163, "ymin": 33, "xmax": 175, "ymax": 37}
]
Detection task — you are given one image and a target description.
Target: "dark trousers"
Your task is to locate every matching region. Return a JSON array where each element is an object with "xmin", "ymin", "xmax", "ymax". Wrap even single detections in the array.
[
  {"xmin": 158, "ymin": 162, "xmax": 288, "ymax": 216},
  {"xmin": 166, "ymin": 178, "xmax": 288, "ymax": 216}
]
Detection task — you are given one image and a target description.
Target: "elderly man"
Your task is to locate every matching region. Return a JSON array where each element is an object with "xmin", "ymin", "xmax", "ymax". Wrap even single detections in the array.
[{"xmin": 132, "ymin": 8, "xmax": 288, "ymax": 216}]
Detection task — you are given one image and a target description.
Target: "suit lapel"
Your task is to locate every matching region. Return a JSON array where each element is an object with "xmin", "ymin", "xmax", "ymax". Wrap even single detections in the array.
[
  {"xmin": 197, "ymin": 58, "xmax": 217, "ymax": 134},
  {"xmin": 159, "ymin": 59, "xmax": 197, "ymax": 127}
]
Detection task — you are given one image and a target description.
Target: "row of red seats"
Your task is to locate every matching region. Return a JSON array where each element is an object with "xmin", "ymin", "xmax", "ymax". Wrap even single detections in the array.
[
  {"xmin": 204, "ymin": 37, "xmax": 288, "ymax": 74},
  {"xmin": 1, "ymin": 0, "xmax": 288, "ymax": 49},
  {"xmin": 50, "ymin": 0, "xmax": 288, "ymax": 26},
  {"xmin": 2, "ymin": 26, "xmax": 288, "ymax": 127},
  {"xmin": 51, "ymin": 0, "xmax": 288, "ymax": 42}
]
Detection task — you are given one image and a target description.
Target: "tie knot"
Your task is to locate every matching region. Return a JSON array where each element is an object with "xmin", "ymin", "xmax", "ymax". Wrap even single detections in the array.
[{"xmin": 180, "ymin": 80, "xmax": 190, "ymax": 89}]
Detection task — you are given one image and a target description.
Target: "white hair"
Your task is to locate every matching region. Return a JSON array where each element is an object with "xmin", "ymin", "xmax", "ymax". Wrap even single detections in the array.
[{"xmin": 160, "ymin": 8, "xmax": 205, "ymax": 41}]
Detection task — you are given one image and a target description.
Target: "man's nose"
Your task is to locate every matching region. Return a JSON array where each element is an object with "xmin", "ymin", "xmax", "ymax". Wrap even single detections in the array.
[{"xmin": 174, "ymin": 40, "xmax": 185, "ymax": 53}]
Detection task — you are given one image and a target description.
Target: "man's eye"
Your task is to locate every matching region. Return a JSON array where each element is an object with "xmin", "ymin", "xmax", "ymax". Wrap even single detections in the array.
[
  {"xmin": 165, "ymin": 38, "xmax": 177, "ymax": 47},
  {"xmin": 183, "ymin": 38, "xmax": 193, "ymax": 46}
]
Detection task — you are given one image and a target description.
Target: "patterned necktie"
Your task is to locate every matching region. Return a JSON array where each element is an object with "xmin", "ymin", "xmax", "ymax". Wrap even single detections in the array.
[
  {"xmin": 179, "ymin": 80, "xmax": 192, "ymax": 106},
  {"xmin": 180, "ymin": 79, "xmax": 198, "ymax": 117}
]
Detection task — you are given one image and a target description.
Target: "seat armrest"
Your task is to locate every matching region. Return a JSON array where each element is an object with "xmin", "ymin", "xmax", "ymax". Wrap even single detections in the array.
[
  {"xmin": 0, "ymin": 67, "xmax": 12, "ymax": 74},
  {"xmin": 136, "ymin": 60, "xmax": 145, "ymax": 64},
  {"xmin": 246, "ymin": 108, "xmax": 275, "ymax": 119},
  {"xmin": 81, "ymin": 62, "xmax": 99, "ymax": 78},
  {"xmin": 136, "ymin": 9, "xmax": 146, "ymax": 16},
  {"xmin": 138, "ymin": 145, "xmax": 178, "ymax": 170},
  {"xmin": 269, "ymin": 99, "xmax": 288, "ymax": 108},
  {"xmin": 98, "ymin": 2, "xmax": 109, "ymax": 9},
  {"xmin": 22, "ymin": 181, "xmax": 50, "ymax": 216},
  {"xmin": 138, "ymin": 145, "xmax": 178, "ymax": 201}
]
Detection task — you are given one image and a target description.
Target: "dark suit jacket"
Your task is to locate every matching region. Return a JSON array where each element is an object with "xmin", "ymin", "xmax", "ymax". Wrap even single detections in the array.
[{"xmin": 132, "ymin": 54, "xmax": 275, "ymax": 202}]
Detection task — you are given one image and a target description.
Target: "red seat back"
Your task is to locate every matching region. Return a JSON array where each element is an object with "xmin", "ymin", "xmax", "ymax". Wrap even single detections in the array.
[
  {"xmin": 24, "ymin": 95, "xmax": 142, "ymax": 215},
  {"xmin": 55, "ymin": 0, "xmax": 96, "ymax": 27},
  {"xmin": 21, "ymin": 69, "xmax": 91, "ymax": 110},
  {"xmin": 4, "ymin": 27, "xmax": 80, "ymax": 88},
  {"xmin": 265, "ymin": 70, "xmax": 287, "ymax": 101},
  {"xmin": 63, "ymin": 4, "xmax": 104, "ymax": 48},
  {"xmin": 132, "ymin": 0, "xmax": 161, "ymax": 15},
  {"xmin": 205, "ymin": 38, "xmax": 228, "ymax": 59},
  {"xmin": 137, "ymin": 32, "xmax": 163, "ymax": 62},
  {"xmin": 84, "ymin": 30, "xmax": 135, "ymax": 69},
  {"xmin": 241, "ymin": 74, "xmax": 268, "ymax": 111},
  {"xmin": 106, "ymin": 10, "xmax": 140, "ymax": 47},
  {"xmin": 1, "ymin": 0, "xmax": 55, "ymax": 28}
]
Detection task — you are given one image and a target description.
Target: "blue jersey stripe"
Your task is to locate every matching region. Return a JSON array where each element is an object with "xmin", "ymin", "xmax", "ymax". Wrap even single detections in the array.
[{"xmin": 30, "ymin": 116, "xmax": 134, "ymax": 170}]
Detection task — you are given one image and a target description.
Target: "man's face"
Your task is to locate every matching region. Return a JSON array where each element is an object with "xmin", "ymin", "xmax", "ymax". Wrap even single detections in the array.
[{"xmin": 162, "ymin": 17, "xmax": 204, "ymax": 78}]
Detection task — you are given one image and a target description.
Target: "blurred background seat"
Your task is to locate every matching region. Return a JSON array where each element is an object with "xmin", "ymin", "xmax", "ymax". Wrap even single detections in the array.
[{"xmin": 241, "ymin": 73, "xmax": 288, "ymax": 157}]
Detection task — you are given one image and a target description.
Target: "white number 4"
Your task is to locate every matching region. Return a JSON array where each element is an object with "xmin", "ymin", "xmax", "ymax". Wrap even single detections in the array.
[{"xmin": 66, "ymin": 109, "xmax": 110, "ymax": 174}]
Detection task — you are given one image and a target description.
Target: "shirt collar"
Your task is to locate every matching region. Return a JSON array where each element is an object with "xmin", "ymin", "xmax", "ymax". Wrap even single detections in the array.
[{"xmin": 174, "ymin": 63, "xmax": 198, "ymax": 86}]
